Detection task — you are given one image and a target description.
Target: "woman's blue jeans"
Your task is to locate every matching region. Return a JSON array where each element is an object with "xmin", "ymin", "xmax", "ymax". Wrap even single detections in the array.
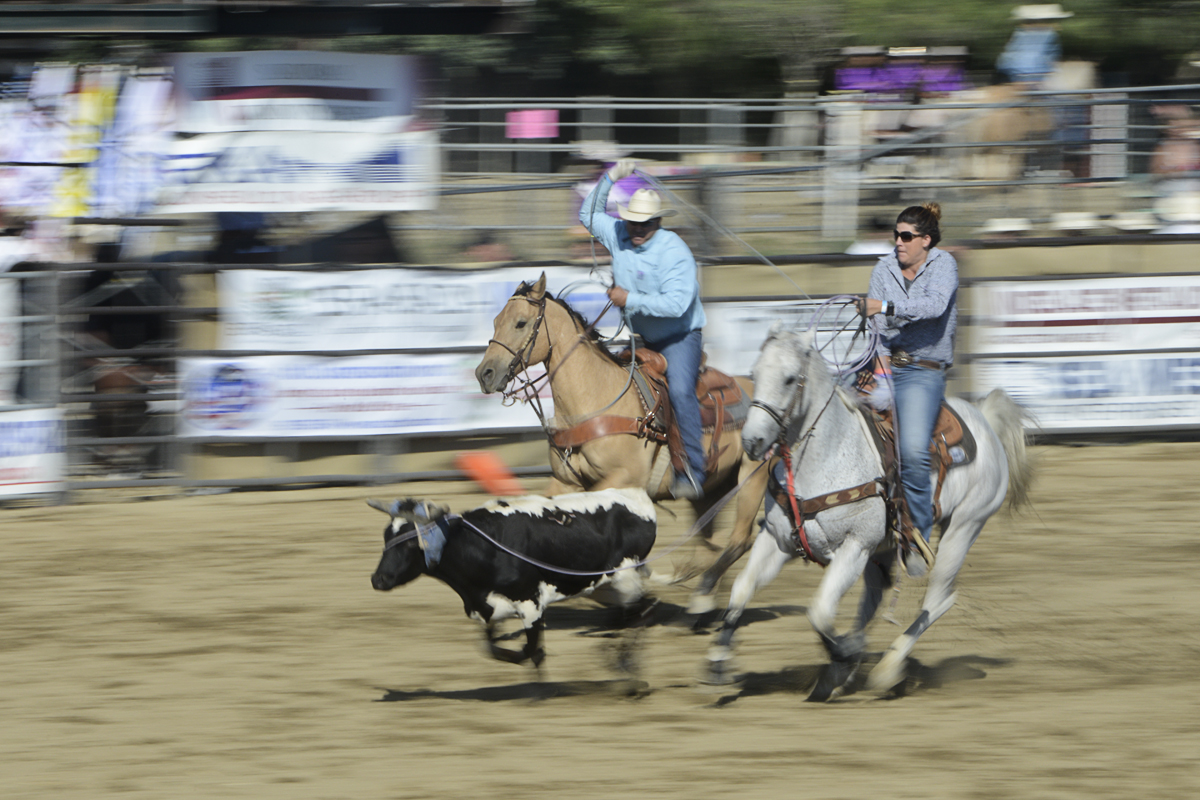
[
  {"xmin": 646, "ymin": 328, "xmax": 706, "ymax": 479},
  {"xmin": 891, "ymin": 363, "xmax": 946, "ymax": 541}
]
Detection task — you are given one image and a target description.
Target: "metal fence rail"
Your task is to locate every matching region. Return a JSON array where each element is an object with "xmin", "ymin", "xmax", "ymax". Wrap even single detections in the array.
[{"xmin": 5, "ymin": 83, "xmax": 1200, "ymax": 502}]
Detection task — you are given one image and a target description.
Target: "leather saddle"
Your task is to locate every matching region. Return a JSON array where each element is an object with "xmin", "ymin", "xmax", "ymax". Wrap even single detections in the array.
[
  {"xmin": 858, "ymin": 397, "xmax": 978, "ymax": 541},
  {"xmin": 547, "ymin": 346, "xmax": 750, "ymax": 477},
  {"xmin": 618, "ymin": 348, "xmax": 751, "ymax": 476}
]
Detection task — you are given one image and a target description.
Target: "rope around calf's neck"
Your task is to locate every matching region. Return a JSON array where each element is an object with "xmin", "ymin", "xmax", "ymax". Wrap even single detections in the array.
[{"xmin": 397, "ymin": 459, "xmax": 769, "ymax": 578}]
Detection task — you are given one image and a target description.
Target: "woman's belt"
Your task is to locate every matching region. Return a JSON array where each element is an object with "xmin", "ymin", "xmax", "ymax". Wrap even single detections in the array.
[{"xmin": 890, "ymin": 350, "xmax": 948, "ymax": 371}]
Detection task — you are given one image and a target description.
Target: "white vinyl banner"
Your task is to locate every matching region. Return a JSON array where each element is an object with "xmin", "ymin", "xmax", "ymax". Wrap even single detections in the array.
[
  {"xmin": 0, "ymin": 408, "xmax": 65, "ymax": 496},
  {"xmin": 157, "ymin": 129, "xmax": 440, "ymax": 213},
  {"xmin": 178, "ymin": 354, "xmax": 549, "ymax": 438},
  {"xmin": 159, "ymin": 51, "xmax": 436, "ymax": 213},
  {"xmin": 218, "ymin": 267, "xmax": 621, "ymax": 352},
  {"xmin": 703, "ymin": 299, "xmax": 870, "ymax": 378},
  {"xmin": 972, "ymin": 275, "xmax": 1200, "ymax": 431},
  {"xmin": 171, "ymin": 51, "xmax": 419, "ymax": 134}
]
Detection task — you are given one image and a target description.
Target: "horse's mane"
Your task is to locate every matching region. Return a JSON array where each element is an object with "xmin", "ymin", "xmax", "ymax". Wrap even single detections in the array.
[
  {"xmin": 512, "ymin": 282, "xmax": 623, "ymax": 366},
  {"xmin": 772, "ymin": 325, "xmax": 863, "ymax": 411}
]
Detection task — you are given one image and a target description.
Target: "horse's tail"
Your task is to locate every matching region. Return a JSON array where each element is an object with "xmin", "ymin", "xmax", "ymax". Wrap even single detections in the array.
[{"xmin": 978, "ymin": 388, "xmax": 1037, "ymax": 512}]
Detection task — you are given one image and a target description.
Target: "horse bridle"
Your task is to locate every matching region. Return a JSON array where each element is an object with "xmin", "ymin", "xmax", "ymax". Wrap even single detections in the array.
[
  {"xmin": 750, "ymin": 371, "xmax": 805, "ymax": 447},
  {"xmin": 488, "ymin": 294, "xmax": 551, "ymax": 393}
]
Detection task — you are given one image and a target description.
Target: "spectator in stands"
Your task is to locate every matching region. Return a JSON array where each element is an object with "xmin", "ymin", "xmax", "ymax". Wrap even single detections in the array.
[{"xmin": 1150, "ymin": 104, "xmax": 1200, "ymax": 197}]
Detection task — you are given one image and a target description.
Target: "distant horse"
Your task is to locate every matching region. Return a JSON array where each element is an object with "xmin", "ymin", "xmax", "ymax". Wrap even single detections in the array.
[
  {"xmin": 706, "ymin": 324, "xmax": 1034, "ymax": 700},
  {"xmin": 898, "ymin": 61, "xmax": 1097, "ymax": 181},
  {"xmin": 474, "ymin": 273, "xmax": 770, "ymax": 601}
]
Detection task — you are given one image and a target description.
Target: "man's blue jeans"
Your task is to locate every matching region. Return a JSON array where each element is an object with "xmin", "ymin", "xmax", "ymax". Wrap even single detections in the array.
[
  {"xmin": 646, "ymin": 328, "xmax": 706, "ymax": 479},
  {"xmin": 891, "ymin": 363, "xmax": 946, "ymax": 542}
]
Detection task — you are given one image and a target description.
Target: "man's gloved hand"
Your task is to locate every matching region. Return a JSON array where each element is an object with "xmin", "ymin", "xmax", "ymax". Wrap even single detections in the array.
[{"xmin": 607, "ymin": 158, "xmax": 637, "ymax": 182}]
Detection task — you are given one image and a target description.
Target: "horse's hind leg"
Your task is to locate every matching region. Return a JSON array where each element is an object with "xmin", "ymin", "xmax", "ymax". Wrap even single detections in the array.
[
  {"xmin": 857, "ymin": 552, "xmax": 894, "ymax": 631},
  {"xmin": 688, "ymin": 457, "xmax": 771, "ymax": 618},
  {"xmin": 868, "ymin": 516, "xmax": 986, "ymax": 694},
  {"xmin": 702, "ymin": 528, "xmax": 794, "ymax": 685},
  {"xmin": 687, "ymin": 536, "xmax": 753, "ymax": 621}
]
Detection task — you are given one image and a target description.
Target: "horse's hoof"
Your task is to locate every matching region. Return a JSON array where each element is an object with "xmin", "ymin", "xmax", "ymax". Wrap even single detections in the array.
[
  {"xmin": 901, "ymin": 546, "xmax": 931, "ymax": 579},
  {"xmin": 699, "ymin": 668, "xmax": 734, "ymax": 687},
  {"xmin": 806, "ymin": 662, "xmax": 864, "ymax": 705},
  {"xmin": 685, "ymin": 609, "xmax": 722, "ymax": 634},
  {"xmin": 867, "ymin": 648, "xmax": 907, "ymax": 694},
  {"xmin": 700, "ymin": 646, "xmax": 737, "ymax": 686},
  {"xmin": 687, "ymin": 592, "xmax": 717, "ymax": 616},
  {"xmin": 806, "ymin": 660, "xmax": 859, "ymax": 702}
]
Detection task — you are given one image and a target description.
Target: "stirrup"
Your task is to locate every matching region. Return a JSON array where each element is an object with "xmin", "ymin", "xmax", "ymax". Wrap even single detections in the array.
[
  {"xmin": 670, "ymin": 466, "xmax": 705, "ymax": 501},
  {"xmin": 900, "ymin": 533, "xmax": 935, "ymax": 577}
]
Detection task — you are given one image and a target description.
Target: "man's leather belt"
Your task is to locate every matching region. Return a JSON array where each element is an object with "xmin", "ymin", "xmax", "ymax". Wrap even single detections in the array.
[{"xmin": 890, "ymin": 350, "xmax": 948, "ymax": 371}]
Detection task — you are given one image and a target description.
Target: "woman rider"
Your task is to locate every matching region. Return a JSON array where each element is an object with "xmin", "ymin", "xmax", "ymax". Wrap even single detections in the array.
[{"xmin": 860, "ymin": 202, "xmax": 958, "ymax": 561}]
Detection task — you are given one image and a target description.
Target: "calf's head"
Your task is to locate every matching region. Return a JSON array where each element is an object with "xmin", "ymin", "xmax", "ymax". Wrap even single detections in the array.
[
  {"xmin": 370, "ymin": 520, "xmax": 425, "ymax": 591},
  {"xmin": 367, "ymin": 498, "xmax": 448, "ymax": 592}
]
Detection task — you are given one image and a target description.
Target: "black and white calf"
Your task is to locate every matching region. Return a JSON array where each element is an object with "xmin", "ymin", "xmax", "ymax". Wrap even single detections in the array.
[{"xmin": 369, "ymin": 487, "xmax": 657, "ymax": 669}]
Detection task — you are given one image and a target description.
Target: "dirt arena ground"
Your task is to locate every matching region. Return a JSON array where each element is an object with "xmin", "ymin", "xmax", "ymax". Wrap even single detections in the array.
[{"xmin": 3, "ymin": 441, "xmax": 1199, "ymax": 799}]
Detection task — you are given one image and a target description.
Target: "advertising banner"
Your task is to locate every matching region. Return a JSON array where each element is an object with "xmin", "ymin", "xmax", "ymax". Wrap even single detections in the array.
[
  {"xmin": 217, "ymin": 266, "xmax": 621, "ymax": 352},
  {"xmin": 0, "ymin": 408, "xmax": 65, "ymax": 496},
  {"xmin": 178, "ymin": 354, "xmax": 547, "ymax": 438},
  {"xmin": 972, "ymin": 275, "xmax": 1200, "ymax": 431},
  {"xmin": 157, "ymin": 128, "xmax": 440, "ymax": 213},
  {"xmin": 171, "ymin": 51, "xmax": 419, "ymax": 134},
  {"xmin": 160, "ymin": 51, "xmax": 435, "ymax": 213}
]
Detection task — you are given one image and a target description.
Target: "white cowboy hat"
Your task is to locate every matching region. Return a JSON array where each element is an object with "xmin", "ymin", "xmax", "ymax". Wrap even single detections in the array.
[
  {"xmin": 1012, "ymin": 4, "xmax": 1073, "ymax": 20},
  {"xmin": 618, "ymin": 188, "xmax": 677, "ymax": 222}
]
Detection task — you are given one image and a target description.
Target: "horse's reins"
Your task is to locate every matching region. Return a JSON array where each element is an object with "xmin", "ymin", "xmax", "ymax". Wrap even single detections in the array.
[
  {"xmin": 489, "ymin": 294, "xmax": 551, "ymax": 404},
  {"xmin": 754, "ymin": 311, "xmax": 877, "ymax": 566}
]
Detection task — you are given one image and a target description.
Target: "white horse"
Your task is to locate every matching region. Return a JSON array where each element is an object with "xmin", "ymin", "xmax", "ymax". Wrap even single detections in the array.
[{"xmin": 705, "ymin": 324, "xmax": 1034, "ymax": 700}]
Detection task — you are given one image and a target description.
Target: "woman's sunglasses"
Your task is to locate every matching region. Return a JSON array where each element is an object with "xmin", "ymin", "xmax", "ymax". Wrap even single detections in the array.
[{"xmin": 893, "ymin": 229, "xmax": 927, "ymax": 242}]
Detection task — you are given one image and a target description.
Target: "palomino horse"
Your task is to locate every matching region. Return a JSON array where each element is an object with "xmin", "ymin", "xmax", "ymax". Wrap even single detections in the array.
[
  {"xmin": 474, "ymin": 273, "xmax": 770, "ymax": 597},
  {"xmin": 914, "ymin": 62, "xmax": 1097, "ymax": 181},
  {"xmin": 706, "ymin": 324, "xmax": 1034, "ymax": 700}
]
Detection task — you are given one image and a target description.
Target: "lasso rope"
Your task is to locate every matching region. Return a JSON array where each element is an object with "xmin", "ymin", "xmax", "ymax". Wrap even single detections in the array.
[{"xmin": 377, "ymin": 460, "xmax": 768, "ymax": 578}]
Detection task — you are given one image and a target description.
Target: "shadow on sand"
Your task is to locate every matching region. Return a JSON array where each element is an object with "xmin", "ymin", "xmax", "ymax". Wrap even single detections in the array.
[
  {"xmin": 377, "ymin": 678, "xmax": 650, "ymax": 703},
  {"xmin": 708, "ymin": 654, "xmax": 1013, "ymax": 706}
]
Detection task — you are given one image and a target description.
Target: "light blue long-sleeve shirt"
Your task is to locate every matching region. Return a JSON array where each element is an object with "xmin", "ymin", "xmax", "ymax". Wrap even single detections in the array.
[
  {"xmin": 579, "ymin": 175, "xmax": 706, "ymax": 343},
  {"xmin": 869, "ymin": 246, "xmax": 958, "ymax": 365},
  {"xmin": 997, "ymin": 26, "xmax": 1061, "ymax": 83}
]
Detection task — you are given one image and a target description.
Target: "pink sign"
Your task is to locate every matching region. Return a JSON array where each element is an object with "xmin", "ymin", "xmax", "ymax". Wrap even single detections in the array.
[{"xmin": 505, "ymin": 109, "xmax": 559, "ymax": 139}]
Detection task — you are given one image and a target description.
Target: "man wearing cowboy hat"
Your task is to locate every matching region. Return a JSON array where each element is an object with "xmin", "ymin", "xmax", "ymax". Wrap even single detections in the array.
[
  {"xmin": 997, "ymin": 4, "xmax": 1072, "ymax": 86},
  {"xmin": 579, "ymin": 158, "xmax": 708, "ymax": 500}
]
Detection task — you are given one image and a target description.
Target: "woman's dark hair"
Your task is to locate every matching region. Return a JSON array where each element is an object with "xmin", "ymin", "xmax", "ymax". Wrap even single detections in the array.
[{"xmin": 896, "ymin": 202, "xmax": 942, "ymax": 247}]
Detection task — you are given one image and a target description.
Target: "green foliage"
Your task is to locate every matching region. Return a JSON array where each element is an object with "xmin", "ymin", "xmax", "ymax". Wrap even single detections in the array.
[{"xmin": 86, "ymin": 0, "xmax": 1200, "ymax": 94}]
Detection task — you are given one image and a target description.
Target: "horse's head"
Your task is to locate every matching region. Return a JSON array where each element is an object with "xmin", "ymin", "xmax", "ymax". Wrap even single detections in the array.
[
  {"xmin": 475, "ymin": 272, "xmax": 552, "ymax": 394},
  {"xmin": 742, "ymin": 322, "xmax": 817, "ymax": 460}
]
